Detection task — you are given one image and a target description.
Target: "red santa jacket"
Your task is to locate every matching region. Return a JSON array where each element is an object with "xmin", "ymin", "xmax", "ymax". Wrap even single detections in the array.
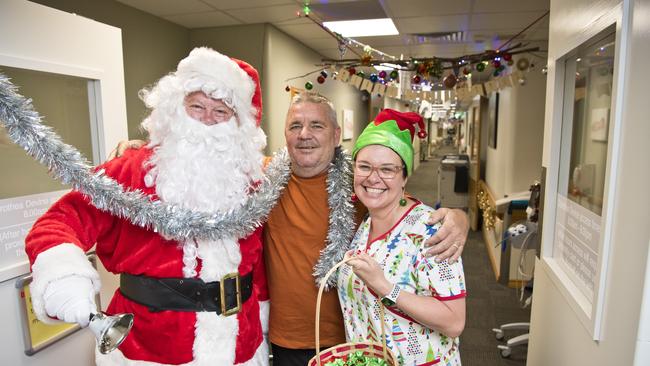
[{"xmin": 25, "ymin": 147, "xmax": 268, "ymax": 365}]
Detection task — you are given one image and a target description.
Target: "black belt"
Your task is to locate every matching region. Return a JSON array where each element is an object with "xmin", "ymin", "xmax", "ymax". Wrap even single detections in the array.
[{"xmin": 120, "ymin": 272, "xmax": 253, "ymax": 316}]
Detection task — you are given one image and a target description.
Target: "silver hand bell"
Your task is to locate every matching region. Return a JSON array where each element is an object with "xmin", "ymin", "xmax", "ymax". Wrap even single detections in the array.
[{"xmin": 88, "ymin": 312, "xmax": 134, "ymax": 354}]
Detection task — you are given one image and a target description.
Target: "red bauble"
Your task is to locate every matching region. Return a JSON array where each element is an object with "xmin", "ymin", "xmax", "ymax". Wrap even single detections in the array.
[
  {"xmin": 317, "ymin": 75, "xmax": 326, "ymax": 84},
  {"xmin": 348, "ymin": 67, "xmax": 356, "ymax": 75},
  {"xmin": 443, "ymin": 74, "xmax": 457, "ymax": 88},
  {"xmin": 492, "ymin": 60, "xmax": 501, "ymax": 68},
  {"xmin": 463, "ymin": 67, "xmax": 470, "ymax": 75},
  {"xmin": 412, "ymin": 75, "xmax": 422, "ymax": 84},
  {"xmin": 417, "ymin": 130, "xmax": 427, "ymax": 139},
  {"xmin": 503, "ymin": 53, "xmax": 513, "ymax": 61}
]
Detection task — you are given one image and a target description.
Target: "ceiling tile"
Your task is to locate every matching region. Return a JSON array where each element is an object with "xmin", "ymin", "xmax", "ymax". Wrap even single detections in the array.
[
  {"xmin": 383, "ymin": 0, "xmax": 472, "ymax": 17},
  {"xmin": 163, "ymin": 11, "xmax": 241, "ymax": 28},
  {"xmin": 353, "ymin": 35, "xmax": 409, "ymax": 47},
  {"xmin": 201, "ymin": 0, "xmax": 296, "ymax": 10},
  {"xmin": 473, "ymin": 0, "xmax": 549, "ymax": 13},
  {"xmin": 275, "ymin": 22, "xmax": 331, "ymax": 39},
  {"xmin": 224, "ymin": 4, "xmax": 303, "ymax": 23},
  {"xmin": 469, "ymin": 11, "xmax": 547, "ymax": 30},
  {"xmin": 116, "ymin": 0, "xmax": 215, "ymax": 16},
  {"xmin": 393, "ymin": 15, "xmax": 470, "ymax": 34}
]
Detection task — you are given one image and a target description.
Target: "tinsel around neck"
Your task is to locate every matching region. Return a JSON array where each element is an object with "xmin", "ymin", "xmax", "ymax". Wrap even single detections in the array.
[
  {"xmin": 0, "ymin": 73, "xmax": 291, "ymax": 242},
  {"xmin": 312, "ymin": 147, "xmax": 356, "ymax": 288}
]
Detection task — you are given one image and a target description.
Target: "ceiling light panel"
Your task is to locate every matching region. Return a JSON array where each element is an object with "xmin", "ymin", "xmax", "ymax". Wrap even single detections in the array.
[{"xmin": 323, "ymin": 18, "xmax": 399, "ymax": 37}]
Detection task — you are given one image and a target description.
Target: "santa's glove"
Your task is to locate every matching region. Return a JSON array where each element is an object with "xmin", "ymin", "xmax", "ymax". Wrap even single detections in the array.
[{"xmin": 43, "ymin": 275, "xmax": 97, "ymax": 328}]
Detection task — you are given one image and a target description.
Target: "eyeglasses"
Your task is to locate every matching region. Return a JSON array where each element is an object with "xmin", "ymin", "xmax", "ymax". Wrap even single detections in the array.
[{"xmin": 354, "ymin": 162, "xmax": 404, "ymax": 179}]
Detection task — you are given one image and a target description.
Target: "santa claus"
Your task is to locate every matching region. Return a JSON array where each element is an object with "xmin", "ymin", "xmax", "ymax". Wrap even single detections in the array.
[{"xmin": 24, "ymin": 47, "xmax": 269, "ymax": 365}]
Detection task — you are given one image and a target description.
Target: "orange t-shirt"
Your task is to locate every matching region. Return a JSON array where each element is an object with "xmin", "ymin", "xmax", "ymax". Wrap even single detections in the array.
[{"xmin": 264, "ymin": 171, "xmax": 347, "ymax": 349}]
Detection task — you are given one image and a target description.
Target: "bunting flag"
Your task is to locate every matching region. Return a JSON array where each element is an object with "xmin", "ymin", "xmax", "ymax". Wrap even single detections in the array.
[{"xmin": 326, "ymin": 65, "xmax": 527, "ymax": 104}]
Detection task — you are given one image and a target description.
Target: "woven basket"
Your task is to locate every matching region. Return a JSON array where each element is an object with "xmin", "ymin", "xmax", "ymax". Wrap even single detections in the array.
[{"xmin": 308, "ymin": 258, "xmax": 398, "ymax": 366}]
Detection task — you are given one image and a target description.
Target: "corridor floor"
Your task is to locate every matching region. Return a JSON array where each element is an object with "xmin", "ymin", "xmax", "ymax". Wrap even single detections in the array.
[{"xmin": 405, "ymin": 154, "xmax": 531, "ymax": 366}]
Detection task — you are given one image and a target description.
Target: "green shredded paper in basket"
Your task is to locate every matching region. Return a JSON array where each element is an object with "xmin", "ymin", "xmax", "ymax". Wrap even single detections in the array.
[{"xmin": 324, "ymin": 351, "xmax": 389, "ymax": 366}]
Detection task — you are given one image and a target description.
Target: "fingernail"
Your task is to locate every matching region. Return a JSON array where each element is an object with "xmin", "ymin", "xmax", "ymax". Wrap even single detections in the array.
[{"xmin": 434, "ymin": 257, "xmax": 441, "ymax": 263}]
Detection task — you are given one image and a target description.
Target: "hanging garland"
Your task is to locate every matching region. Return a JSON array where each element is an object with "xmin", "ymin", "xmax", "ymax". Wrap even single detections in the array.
[{"xmin": 0, "ymin": 73, "xmax": 291, "ymax": 242}]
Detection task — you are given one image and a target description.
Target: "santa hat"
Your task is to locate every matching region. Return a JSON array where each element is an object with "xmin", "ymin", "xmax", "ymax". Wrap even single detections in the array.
[
  {"xmin": 174, "ymin": 47, "xmax": 262, "ymax": 126},
  {"xmin": 352, "ymin": 109, "xmax": 427, "ymax": 176}
]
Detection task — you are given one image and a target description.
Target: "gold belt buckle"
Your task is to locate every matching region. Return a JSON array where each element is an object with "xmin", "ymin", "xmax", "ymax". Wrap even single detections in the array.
[{"xmin": 220, "ymin": 272, "xmax": 241, "ymax": 316}]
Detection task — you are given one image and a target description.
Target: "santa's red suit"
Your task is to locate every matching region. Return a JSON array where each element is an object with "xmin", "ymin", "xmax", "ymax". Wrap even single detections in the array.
[
  {"xmin": 25, "ymin": 147, "xmax": 268, "ymax": 365},
  {"xmin": 24, "ymin": 47, "xmax": 269, "ymax": 365}
]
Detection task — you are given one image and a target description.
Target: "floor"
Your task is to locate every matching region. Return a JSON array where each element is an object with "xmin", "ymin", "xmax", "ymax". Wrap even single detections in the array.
[{"xmin": 405, "ymin": 152, "xmax": 531, "ymax": 366}]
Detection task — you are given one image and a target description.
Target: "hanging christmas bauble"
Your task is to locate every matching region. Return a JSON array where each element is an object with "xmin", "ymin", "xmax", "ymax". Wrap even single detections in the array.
[
  {"xmin": 348, "ymin": 67, "xmax": 356, "ymax": 75},
  {"xmin": 492, "ymin": 59, "xmax": 502, "ymax": 68},
  {"xmin": 378, "ymin": 70, "xmax": 387, "ymax": 79},
  {"xmin": 476, "ymin": 62, "xmax": 486, "ymax": 72},
  {"xmin": 390, "ymin": 70, "xmax": 399, "ymax": 80},
  {"xmin": 331, "ymin": 71, "xmax": 338, "ymax": 80},
  {"xmin": 305, "ymin": 81, "xmax": 313, "ymax": 90},
  {"xmin": 285, "ymin": 85, "xmax": 290, "ymax": 92},
  {"xmin": 493, "ymin": 69, "xmax": 501, "ymax": 77},
  {"xmin": 317, "ymin": 75, "xmax": 325, "ymax": 84},
  {"xmin": 361, "ymin": 55, "xmax": 372, "ymax": 66},
  {"xmin": 417, "ymin": 63, "xmax": 427, "ymax": 75},
  {"xmin": 417, "ymin": 130, "xmax": 427, "ymax": 139},
  {"xmin": 369, "ymin": 73, "xmax": 379, "ymax": 83},
  {"xmin": 443, "ymin": 74, "xmax": 457, "ymax": 88},
  {"xmin": 516, "ymin": 57, "xmax": 530, "ymax": 71},
  {"xmin": 503, "ymin": 53, "xmax": 513, "ymax": 61},
  {"xmin": 412, "ymin": 75, "xmax": 422, "ymax": 84},
  {"xmin": 463, "ymin": 67, "xmax": 470, "ymax": 75},
  {"xmin": 320, "ymin": 70, "xmax": 328, "ymax": 78},
  {"xmin": 357, "ymin": 71, "xmax": 365, "ymax": 78}
]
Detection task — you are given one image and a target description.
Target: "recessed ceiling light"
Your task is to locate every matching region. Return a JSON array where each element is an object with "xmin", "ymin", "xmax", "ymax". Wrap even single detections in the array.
[{"xmin": 323, "ymin": 18, "xmax": 398, "ymax": 37}]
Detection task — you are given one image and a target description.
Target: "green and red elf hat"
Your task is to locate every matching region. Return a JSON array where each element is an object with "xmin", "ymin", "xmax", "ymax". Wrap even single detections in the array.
[{"xmin": 352, "ymin": 109, "xmax": 427, "ymax": 176}]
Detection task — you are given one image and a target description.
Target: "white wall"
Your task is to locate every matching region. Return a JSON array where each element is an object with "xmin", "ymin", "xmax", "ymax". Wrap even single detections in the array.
[
  {"xmin": 484, "ymin": 69, "xmax": 546, "ymax": 199},
  {"xmin": 529, "ymin": 0, "xmax": 650, "ymax": 364},
  {"xmin": 263, "ymin": 24, "xmax": 369, "ymax": 155}
]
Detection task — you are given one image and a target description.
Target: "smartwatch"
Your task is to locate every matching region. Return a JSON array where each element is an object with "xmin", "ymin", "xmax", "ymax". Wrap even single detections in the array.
[{"xmin": 381, "ymin": 284, "xmax": 401, "ymax": 307}]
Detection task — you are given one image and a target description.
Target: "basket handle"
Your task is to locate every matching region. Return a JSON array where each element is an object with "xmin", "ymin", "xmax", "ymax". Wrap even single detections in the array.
[{"xmin": 315, "ymin": 256, "xmax": 389, "ymax": 366}]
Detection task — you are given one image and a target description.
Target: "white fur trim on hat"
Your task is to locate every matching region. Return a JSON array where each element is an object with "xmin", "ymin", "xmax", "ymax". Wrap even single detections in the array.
[{"xmin": 29, "ymin": 243, "xmax": 101, "ymax": 324}]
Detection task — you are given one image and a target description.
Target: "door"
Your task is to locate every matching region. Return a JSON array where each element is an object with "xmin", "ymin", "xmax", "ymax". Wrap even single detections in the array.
[{"xmin": 0, "ymin": 0, "xmax": 127, "ymax": 364}]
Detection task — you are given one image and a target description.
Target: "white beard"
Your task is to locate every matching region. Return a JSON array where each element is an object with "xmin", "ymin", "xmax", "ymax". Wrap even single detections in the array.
[{"xmin": 145, "ymin": 108, "xmax": 264, "ymax": 213}]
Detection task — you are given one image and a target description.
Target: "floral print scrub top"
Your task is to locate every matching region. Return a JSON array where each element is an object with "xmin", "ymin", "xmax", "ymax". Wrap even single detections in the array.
[{"xmin": 336, "ymin": 202, "xmax": 466, "ymax": 366}]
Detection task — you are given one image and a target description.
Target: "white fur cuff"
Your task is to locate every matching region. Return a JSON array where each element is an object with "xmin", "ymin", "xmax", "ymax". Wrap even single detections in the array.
[{"xmin": 30, "ymin": 244, "xmax": 101, "ymax": 324}]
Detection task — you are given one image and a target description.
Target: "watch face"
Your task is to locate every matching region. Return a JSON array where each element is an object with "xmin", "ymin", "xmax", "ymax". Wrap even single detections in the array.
[{"xmin": 381, "ymin": 297, "xmax": 395, "ymax": 307}]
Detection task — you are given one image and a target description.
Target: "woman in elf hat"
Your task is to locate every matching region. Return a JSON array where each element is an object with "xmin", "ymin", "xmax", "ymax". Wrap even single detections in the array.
[{"xmin": 337, "ymin": 109, "xmax": 466, "ymax": 365}]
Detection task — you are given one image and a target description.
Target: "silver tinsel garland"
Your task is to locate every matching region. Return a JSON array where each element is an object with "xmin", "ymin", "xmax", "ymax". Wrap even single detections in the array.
[
  {"xmin": 314, "ymin": 147, "xmax": 356, "ymax": 288},
  {"xmin": 0, "ymin": 74, "xmax": 356, "ymax": 286},
  {"xmin": 0, "ymin": 73, "xmax": 291, "ymax": 241}
]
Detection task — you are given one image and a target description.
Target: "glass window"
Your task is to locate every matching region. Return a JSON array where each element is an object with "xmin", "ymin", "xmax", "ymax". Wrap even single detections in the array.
[
  {"xmin": 553, "ymin": 26, "xmax": 615, "ymax": 305},
  {"xmin": 562, "ymin": 30, "xmax": 616, "ymax": 216},
  {"xmin": 0, "ymin": 66, "xmax": 94, "ymax": 199}
]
